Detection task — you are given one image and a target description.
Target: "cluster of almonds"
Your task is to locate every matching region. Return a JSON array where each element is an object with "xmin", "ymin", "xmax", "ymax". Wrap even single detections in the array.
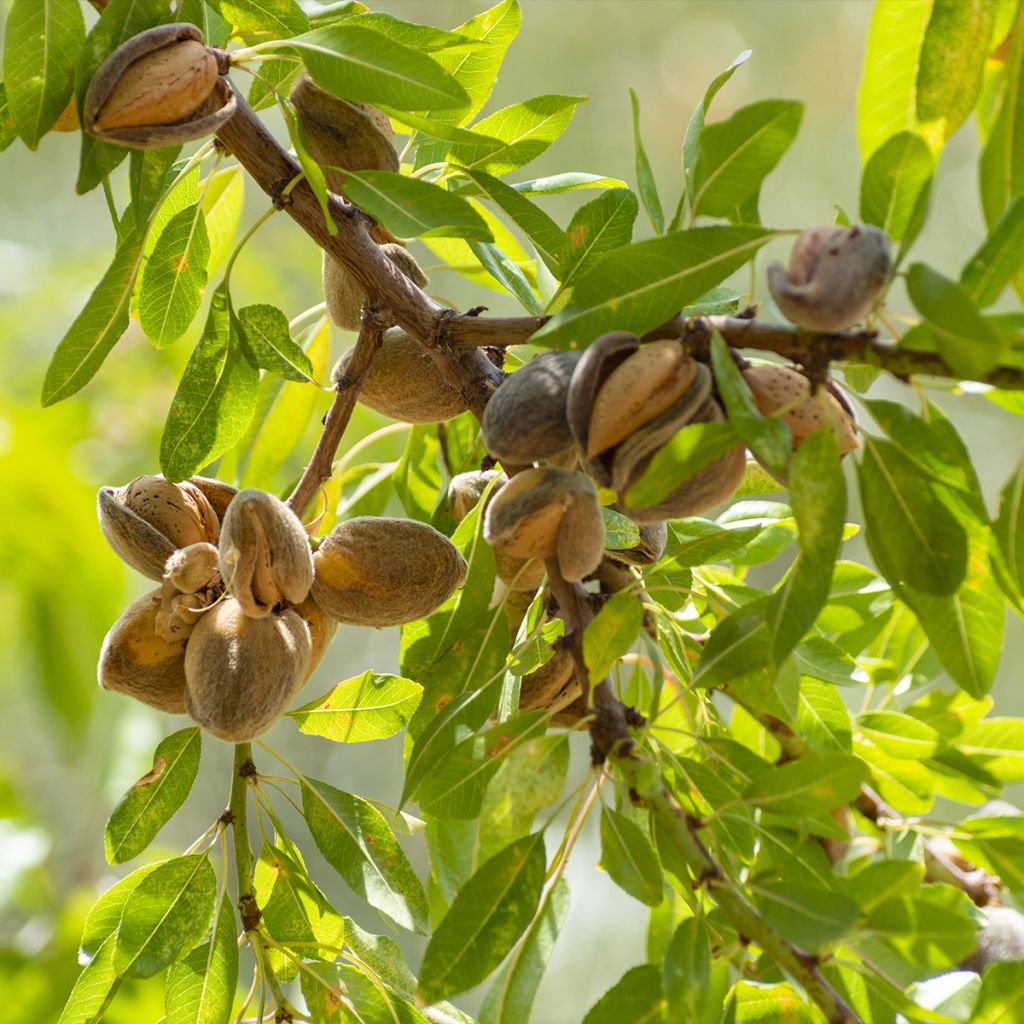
[{"xmin": 97, "ymin": 477, "xmax": 466, "ymax": 741}]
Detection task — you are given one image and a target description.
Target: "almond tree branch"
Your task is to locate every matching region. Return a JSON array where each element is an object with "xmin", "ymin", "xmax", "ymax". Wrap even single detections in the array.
[{"xmin": 286, "ymin": 308, "xmax": 388, "ymax": 519}]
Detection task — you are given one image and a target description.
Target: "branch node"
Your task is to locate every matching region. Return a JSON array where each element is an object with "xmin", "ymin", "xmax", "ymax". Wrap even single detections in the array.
[
  {"xmin": 238, "ymin": 757, "xmax": 257, "ymax": 780},
  {"xmin": 218, "ymin": 808, "xmax": 235, "ymax": 826},
  {"xmin": 239, "ymin": 892, "xmax": 262, "ymax": 931}
]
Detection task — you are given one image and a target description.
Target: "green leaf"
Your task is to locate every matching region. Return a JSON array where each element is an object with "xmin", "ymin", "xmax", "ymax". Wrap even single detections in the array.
[
  {"xmin": 865, "ymin": 894, "xmax": 977, "ymax": 968},
  {"xmin": 128, "ymin": 147, "xmax": 182, "ymax": 235},
  {"xmin": 418, "ymin": 832, "xmax": 546, "ymax": 1004},
  {"xmin": 289, "ymin": 671, "xmax": 423, "ymax": 743},
  {"xmin": 350, "ymin": 12, "xmax": 485, "ymax": 53},
  {"xmin": 959, "ymin": 719, "xmax": 1024, "ymax": 782},
  {"xmin": 857, "ymin": 0, "xmax": 932, "ymax": 162},
  {"xmin": 237, "ymin": 304, "xmax": 315, "ymax": 382},
  {"xmin": 418, "ymin": 711, "xmax": 550, "ymax": 820},
  {"xmin": 468, "ymin": 240, "xmax": 542, "ymax": 313},
  {"xmin": 906, "ymin": 262, "xmax": 1007, "ymax": 377},
  {"xmin": 41, "ymin": 228, "xmax": 144, "ymax": 405},
  {"xmin": 681, "ymin": 50, "xmax": 752, "ymax": 220},
  {"xmin": 164, "ymin": 901, "xmax": 239, "ymax": 1024},
  {"xmin": 694, "ymin": 597, "xmax": 771, "ymax": 689},
  {"xmin": 138, "ymin": 203, "xmax": 211, "ymax": 348},
  {"xmin": 512, "ymin": 172, "xmax": 627, "ymax": 195},
  {"xmin": 557, "ymin": 188, "xmax": 638, "ymax": 297},
  {"xmin": 858, "ymin": 435, "xmax": 968, "ymax": 596},
  {"xmin": 301, "ymin": 776, "xmax": 429, "ymax": 933},
  {"xmin": 969, "ymin": 960, "xmax": 1024, "ymax": 1024},
  {"xmin": 629, "ymin": 88, "xmax": 664, "ymax": 235},
  {"xmin": 202, "ymin": 166, "xmax": 246, "ymax": 279},
  {"xmin": 663, "ymin": 918, "xmax": 711, "ymax": 1023},
  {"xmin": 995, "ymin": 454, "xmax": 1024, "ymax": 598},
  {"xmin": 582, "ymin": 964, "xmax": 665, "ymax": 1024},
  {"xmin": 80, "ymin": 863, "xmax": 162, "ymax": 959},
  {"xmin": 583, "ymin": 592, "xmax": 644, "ymax": 682},
  {"xmin": 242, "ymin": 317, "xmax": 331, "ymax": 488},
  {"xmin": 446, "ymin": 95, "xmax": 585, "ymax": 176},
  {"xmin": 0, "ymin": 84, "xmax": 17, "ymax": 152},
  {"xmin": 160, "ymin": 286, "xmax": 260, "ymax": 482},
  {"xmin": 113, "ymin": 854, "xmax": 217, "ymax": 979},
  {"xmin": 179, "ymin": 0, "xmax": 232, "ymax": 47},
  {"xmin": 456, "ymin": 167, "xmax": 565, "ymax": 274},
  {"xmin": 742, "ymin": 753, "xmax": 869, "ymax": 817},
  {"xmin": 208, "ymin": 0, "xmax": 308, "ymax": 35},
  {"xmin": 480, "ymin": 878, "xmax": 569, "ymax": 1024},
  {"xmin": 962, "ymin": 197, "xmax": 1024, "ymax": 307},
  {"xmin": 534, "ymin": 226, "xmax": 771, "ymax": 350},
  {"xmin": 602, "ymin": 506, "xmax": 641, "ymax": 551},
  {"xmin": 859, "ymin": 131, "xmax": 933, "ymax": 245},
  {"xmin": 754, "ymin": 882, "xmax": 858, "ymax": 951},
  {"xmin": 58, "ymin": 937, "xmax": 119, "ymax": 1024},
  {"xmin": 291, "ymin": 25, "xmax": 469, "ymax": 110},
  {"xmin": 340, "ymin": 169, "xmax": 492, "ymax": 241},
  {"xmin": 979, "ymin": 6, "xmax": 1024, "ymax": 226},
  {"xmin": 691, "ymin": 100, "xmax": 803, "ymax": 220},
  {"xmin": 916, "ymin": 0, "xmax": 996, "ymax": 144},
  {"xmin": 104, "ymin": 728, "xmax": 201, "ymax": 866},
  {"xmin": 858, "ymin": 711, "xmax": 941, "ymax": 760},
  {"xmin": 2, "ymin": 0, "xmax": 85, "ymax": 149},
  {"xmin": 599, "ymin": 807, "xmax": 662, "ymax": 907}
]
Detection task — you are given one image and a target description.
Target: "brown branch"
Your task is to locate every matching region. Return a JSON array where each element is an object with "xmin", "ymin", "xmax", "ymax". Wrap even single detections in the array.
[{"xmin": 286, "ymin": 310, "xmax": 387, "ymax": 519}]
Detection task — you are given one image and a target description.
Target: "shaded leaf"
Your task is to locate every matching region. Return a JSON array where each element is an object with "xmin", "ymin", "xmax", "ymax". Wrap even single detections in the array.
[
  {"xmin": 237, "ymin": 304, "xmax": 315, "ymax": 382},
  {"xmin": 582, "ymin": 964, "xmax": 665, "ymax": 1024},
  {"xmin": 164, "ymin": 901, "xmax": 238, "ymax": 1024},
  {"xmin": 754, "ymin": 882, "xmax": 858, "ymax": 951},
  {"xmin": 860, "ymin": 131, "xmax": 933, "ymax": 245},
  {"xmin": 558, "ymin": 188, "xmax": 638, "ymax": 295},
  {"xmin": 743, "ymin": 753, "xmax": 869, "ymax": 817},
  {"xmin": 600, "ymin": 807, "xmax": 662, "ymax": 907},
  {"xmin": 583, "ymin": 592, "xmax": 644, "ymax": 682},
  {"xmin": 962, "ymin": 197, "xmax": 1024, "ymax": 308},
  {"xmin": 663, "ymin": 917, "xmax": 711, "ymax": 1023}
]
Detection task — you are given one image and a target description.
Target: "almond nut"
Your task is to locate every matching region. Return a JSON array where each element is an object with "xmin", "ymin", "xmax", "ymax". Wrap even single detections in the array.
[
  {"xmin": 184, "ymin": 598, "xmax": 312, "ymax": 741},
  {"xmin": 324, "ymin": 244, "xmax": 428, "ymax": 332},
  {"xmin": 312, "ymin": 517, "xmax": 468, "ymax": 627}
]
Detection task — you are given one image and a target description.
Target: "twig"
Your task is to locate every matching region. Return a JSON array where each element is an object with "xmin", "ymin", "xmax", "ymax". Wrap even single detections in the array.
[{"xmin": 286, "ymin": 309, "xmax": 388, "ymax": 519}]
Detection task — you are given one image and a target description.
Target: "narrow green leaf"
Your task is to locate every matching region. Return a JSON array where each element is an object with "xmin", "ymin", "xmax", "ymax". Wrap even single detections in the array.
[
  {"xmin": 628, "ymin": 88, "xmax": 664, "ymax": 234},
  {"xmin": 960, "ymin": 719, "xmax": 1024, "ymax": 782},
  {"xmin": 289, "ymin": 671, "xmax": 423, "ymax": 743},
  {"xmin": 341, "ymin": 169, "xmax": 492, "ymax": 241},
  {"xmin": 0, "ymin": 84, "xmax": 17, "ymax": 152},
  {"xmin": 446, "ymin": 95, "xmax": 585, "ymax": 176},
  {"xmin": 208, "ymin": 0, "xmax": 308, "ymax": 35},
  {"xmin": 582, "ymin": 964, "xmax": 665, "ymax": 1024},
  {"xmin": 105, "ymin": 728, "xmax": 201, "ymax": 866},
  {"xmin": 480, "ymin": 878, "xmax": 569, "ymax": 1024},
  {"xmin": 754, "ymin": 882, "xmax": 858, "ymax": 951},
  {"xmin": 858, "ymin": 435, "xmax": 968, "ymax": 596},
  {"xmin": 80, "ymin": 863, "xmax": 163, "ymax": 960},
  {"xmin": 858, "ymin": 711, "xmax": 941, "ymax": 760},
  {"xmin": 202, "ymin": 166, "xmax": 246, "ymax": 278},
  {"xmin": 558, "ymin": 188, "xmax": 638, "ymax": 297},
  {"xmin": 969, "ymin": 960, "xmax": 1024, "ymax": 1024},
  {"xmin": 512, "ymin": 172, "xmax": 627, "ymax": 195},
  {"xmin": 663, "ymin": 918, "xmax": 710, "ymax": 1024},
  {"xmin": 681, "ymin": 50, "xmax": 752, "ymax": 219},
  {"xmin": 292, "ymin": 25, "xmax": 470, "ymax": 110},
  {"xmin": 138, "ymin": 203, "xmax": 211, "ymax": 347},
  {"xmin": 743, "ymin": 753, "xmax": 870, "ymax": 817},
  {"xmin": 237, "ymin": 304, "xmax": 315, "ymax": 382},
  {"xmin": 179, "ymin": 0, "xmax": 232, "ymax": 47},
  {"xmin": 691, "ymin": 100, "xmax": 803, "ymax": 220},
  {"xmin": 418, "ymin": 832, "xmax": 546, "ymax": 1004},
  {"xmin": 602, "ymin": 507, "xmax": 641, "ymax": 551},
  {"xmin": 386, "ymin": 107, "xmax": 504, "ymax": 147},
  {"xmin": 129, "ymin": 148, "xmax": 182, "ymax": 234},
  {"xmin": 41, "ymin": 228, "xmax": 144, "ymax": 406},
  {"xmin": 857, "ymin": 0, "xmax": 932, "ymax": 162},
  {"xmin": 160, "ymin": 286, "xmax": 260, "ymax": 482},
  {"xmin": 694, "ymin": 597, "xmax": 771, "ymax": 688},
  {"xmin": 418, "ymin": 711, "xmax": 550, "ymax": 820},
  {"xmin": 113, "ymin": 854, "xmax": 217, "ymax": 978},
  {"xmin": 468, "ymin": 240, "xmax": 542, "ymax": 313},
  {"xmin": 164, "ymin": 901, "xmax": 239, "ymax": 1024},
  {"xmin": 865, "ymin": 894, "xmax": 977, "ymax": 968},
  {"xmin": 995, "ymin": 454, "xmax": 1024, "ymax": 597},
  {"xmin": 351, "ymin": 11, "xmax": 486, "ymax": 53},
  {"xmin": 2, "ymin": 0, "xmax": 85, "ymax": 149},
  {"xmin": 58, "ymin": 937, "xmax": 119, "ymax": 1024},
  {"xmin": 860, "ymin": 131, "xmax": 933, "ymax": 245},
  {"xmin": 301, "ymin": 776, "xmax": 429, "ymax": 933},
  {"xmin": 962, "ymin": 197, "xmax": 1024, "ymax": 307},
  {"xmin": 583, "ymin": 592, "xmax": 644, "ymax": 682},
  {"xmin": 534, "ymin": 226, "xmax": 771, "ymax": 350},
  {"xmin": 599, "ymin": 808, "xmax": 662, "ymax": 907},
  {"xmin": 916, "ymin": 0, "xmax": 996, "ymax": 144},
  {"xmin": 906, "ymin": 262, "xmax": 1007, "ymax": 377},
  {"xmin": 456, "ymin": 167, "xmax": 565, "ymax": 274}
]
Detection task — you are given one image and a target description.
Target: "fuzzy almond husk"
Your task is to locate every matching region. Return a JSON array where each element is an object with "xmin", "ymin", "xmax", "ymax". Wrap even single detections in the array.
[
  {"xmin": 331, "ymin": 327, "xmax": 466, "ymax": 423},
  {"xmin": 483, "ymin": 467, "xmax": 605, "ymax": 583},
  {"xmin": 312, "ymin": 517, "xmax": 468, "ymax": 627},
  {"xmin": 743, "ymin": 364, "xmax": 859, "ymax": 455},
  {"xmin": 164, "ymin": 542, "xmax": 220, "ymax": 594},
  {"xmin": 519, "ymin": 647, "xmax": 579, "ymax": 713},
  {"xmin": 586, "ymin": 341, "xmax": 698, "ymax": 457},
  {"xmin": 98, "ymin": 589, "xmax": 188, "ymax": 714},
  {"xmin": 294, "ymin": 595, "xmax": 339, "ymax": 682},
  {"xmin": 767, "ymin": 224, "xmax": 891, "ymax": 331},
  {"xmin": 218, "ymin": 489, "xmax": 314, "ymax": 618},
  {"xmin": 481, "ymin": 351, "xmax": 581, "ymax": 465},
  {"xmin": 99, "ymin": 476, "xmax": 220, "ymax": 580},
  {"xmin": 184, "ymin": 599, "xmax": 312, "ymax": 742},
  {"xmin": 324, "ymin": 244, "xmax": 428, "ymax": 332},
  {"xmin": 606, "ymin": 519, "xmax": 668, "ymax": 567}
]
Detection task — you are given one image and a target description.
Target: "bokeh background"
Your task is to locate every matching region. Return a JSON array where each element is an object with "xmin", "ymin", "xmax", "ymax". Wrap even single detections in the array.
[{"xmin": 1, "ymin": 1, "xmax": 1022, "ymax": 1021}]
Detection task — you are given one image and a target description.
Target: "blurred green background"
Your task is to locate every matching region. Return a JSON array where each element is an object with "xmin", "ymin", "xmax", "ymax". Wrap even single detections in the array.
[{"xmin": 1, "ymin": 1, "xmax": 1022, "ymax": 1021}]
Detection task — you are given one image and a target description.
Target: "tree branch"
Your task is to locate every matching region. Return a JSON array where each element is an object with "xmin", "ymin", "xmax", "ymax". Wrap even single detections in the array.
[{"xmin": 286, "ymin": 309, "xmax": 387, "ymax": 520}]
